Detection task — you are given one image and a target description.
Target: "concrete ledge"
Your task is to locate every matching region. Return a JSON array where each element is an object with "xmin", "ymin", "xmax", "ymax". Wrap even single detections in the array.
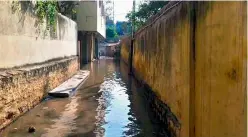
[{"xmin": 0, "ymin": 56, "xmax": 79, "ymax": 130}]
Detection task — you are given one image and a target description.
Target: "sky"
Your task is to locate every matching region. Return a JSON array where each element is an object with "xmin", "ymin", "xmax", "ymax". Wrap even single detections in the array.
[
  {"xmin": 113, "ymin": 1, "xmax": 132, "ymax": 22},
  {"xmin": 111, "ymin": 0, "xmax": 143, "ymax": 23}
]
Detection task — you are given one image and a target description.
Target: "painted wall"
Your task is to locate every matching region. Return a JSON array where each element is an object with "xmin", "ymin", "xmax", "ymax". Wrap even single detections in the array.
[
  {"xmin": 77, "ymin": 1, "xmax": 97, "ymax": 32},
  {"xmin": 120, "ymin": 36, "xmax": 130, "ymax": 64},
  {"xmin": 194, "ymin": 2, "xmax": 247, "ymax": 137},
  {"xmin": 121, "ymin": 1, "xmax": 247, "ymax": 137},
  {"xmin": 87, "ymin": 33, "xmax": 94, "ymax": 62},
  {"xmin": 77, "ymin": 0, "xmax": 106, "ymax": 38},
  {"xmin": 133, "ymin": 2, "xmax": 191, "ymax": 136},
  {"xmin": 96, "ymin": 0, "xmax": 106, "ymax": 38},
  {"xmin": 0, "ymin": 1, "xmax": 78, "ymax": 68}
]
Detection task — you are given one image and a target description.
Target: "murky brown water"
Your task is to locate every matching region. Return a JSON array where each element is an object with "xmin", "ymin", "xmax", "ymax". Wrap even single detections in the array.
[{"xmin": 0, "ymin": 59, "xmax": 167, "ymax": 137}]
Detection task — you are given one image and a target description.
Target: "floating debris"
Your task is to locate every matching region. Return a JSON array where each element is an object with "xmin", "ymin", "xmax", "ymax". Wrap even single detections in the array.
[{"xmin": 28, "ymin": 126, "xmax": 36, "ymax": 133}]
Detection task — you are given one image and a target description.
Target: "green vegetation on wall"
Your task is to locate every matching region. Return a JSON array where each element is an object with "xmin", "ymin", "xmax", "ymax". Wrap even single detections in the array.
[
  {"xmin": 11, "ymin": 1, "xmax": 77, "ymax": 34},
  {"xmin": 35, "ymin": 1, "xmax": 57, "ymax": 31}
]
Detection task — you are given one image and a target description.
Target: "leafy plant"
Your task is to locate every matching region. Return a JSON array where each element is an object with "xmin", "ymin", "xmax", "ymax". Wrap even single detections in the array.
[
  {"xmin": 106, "ymin": 27, "xmax": 118, "ymax": 38},
  {"xmin": 35, "ymin": 1, "xmax": 58, "ymax": 32},
  {"xmin": 115, "ymin": 21, "xmax": 131, "ymax": 35},
  {"xmin": 11, "ymin": 1, "xmax": 77, "ymax": 35},
  {"xmin": 126, "ymin": 1, "xmax": 169, "ymax": 30},
  {"xmin": 11, "ymin": 1, "xmax": 21, "ymax": 13}
]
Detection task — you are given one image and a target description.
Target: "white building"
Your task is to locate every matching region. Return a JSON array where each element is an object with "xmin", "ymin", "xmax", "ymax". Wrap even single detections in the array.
[{"xmin": 76, "ymin": 0, "xmax": 106, "ymax": 65}]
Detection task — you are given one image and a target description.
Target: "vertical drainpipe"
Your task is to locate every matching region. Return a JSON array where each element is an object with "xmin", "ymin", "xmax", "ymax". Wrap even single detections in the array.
[{"xmin": 129, "ymin": 0, "xmax": 135, "ymax": 75}]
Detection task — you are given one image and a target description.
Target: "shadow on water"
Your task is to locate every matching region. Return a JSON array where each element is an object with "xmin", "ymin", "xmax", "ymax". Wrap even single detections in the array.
[{"xmin": 0, "ymin": 58, "xmax": 169, "ymax": 137}]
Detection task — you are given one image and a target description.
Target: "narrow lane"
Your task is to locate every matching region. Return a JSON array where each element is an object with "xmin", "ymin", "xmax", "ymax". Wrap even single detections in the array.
[{"xmin": 0, "ymin": 59, "xmax": 166, "ymax": 137}]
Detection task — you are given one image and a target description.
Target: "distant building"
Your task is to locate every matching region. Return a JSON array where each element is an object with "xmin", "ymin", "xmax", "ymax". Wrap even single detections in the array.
[
  {"xmin": 99, "ymin": 42, "xmax": 120, "ymax": 57},
  {"xmin": 76, "ymin": 0, "xmax": 106, "ymax": 65},
  {"xmin": 99, "ymin": 42, "xmax": 108, "ymax": 56}
]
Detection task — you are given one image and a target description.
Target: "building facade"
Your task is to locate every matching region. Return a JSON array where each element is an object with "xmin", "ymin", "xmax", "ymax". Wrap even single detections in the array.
[{"xmin": 77, "ymin": 0, "xmax": 106, "ymax": 66}]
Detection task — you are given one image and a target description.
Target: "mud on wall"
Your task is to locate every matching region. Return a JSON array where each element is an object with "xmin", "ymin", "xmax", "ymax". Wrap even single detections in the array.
[
  {"xmin": 121, "ymin": 1, "xmax": 247, "ymax": 137},
  {"xmin": 122, "ymin": 2, "xmax": 192, "ymax": 136},
  {"xmin": 120, "ymin": 36, "xmax": 131, "ymax": 64},
  {"xmin": 0, "ymin": 1, "xmax": 78, "ymax": 68},
  {"xmin": 194, "ymin": 2, "xmax": 246, "ymax": 137}
]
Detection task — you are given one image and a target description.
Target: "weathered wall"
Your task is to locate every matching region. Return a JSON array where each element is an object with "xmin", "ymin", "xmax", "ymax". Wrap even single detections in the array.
[
  {"xmin": 77, "ymin": 1, "xmax": 106, "ymax": 38},
  {"xmin": 0, "ymin": 1, "xmax": 80, "ymax": 130},
  {"xmin": 77, "ymin": 1, "xmax": 97, "ymax": 32},
  {"xmin": 194, "ymin": 2, "xmax": 247, "ymax": 137},
  {"xmin": 120, "ymin": 36, "xmax": 130, "ymax": 64},
  {"xmin": 78, "ymin": 31, "xmax": 97, "ymax": 65},
  {"xmin": 121, "ymin": 1, "xmax": 247, "ymax": 137},
  {"xmin": 0, "ymin": 56, "xmax": 79, "ymax": 130},
  {"xmin": 96, "ymin": 0, "xmax": 106, "ymax": 38},
  {"xmin": 122, "ymin": 2, "xmax": 192, "ymax": 136},
  {"xmin": 0, "ymin": 1, "xmax": 78, "ymax": 68}
]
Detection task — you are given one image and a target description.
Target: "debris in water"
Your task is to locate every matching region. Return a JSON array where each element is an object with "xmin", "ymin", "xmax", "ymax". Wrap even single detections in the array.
[
  {"xmin": 28, "ymin": 126, "xmax": 36, "ymax": 133},
  {"xmin": 42, "ymin": 107, "xmax": 48, "ymax": 110}
]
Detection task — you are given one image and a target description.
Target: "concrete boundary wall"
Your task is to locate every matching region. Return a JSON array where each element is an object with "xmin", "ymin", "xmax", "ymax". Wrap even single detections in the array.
[
  {"xmin": 0, "ymin": 1, "xmax": 78, "ymax": 68},
  {"xmin": 0, "ymin": 1, "xmax": 80, "ymax": 130},
  {"xmin": 121, "ymin": 1, "xmax": 247, "ymax": 137},
  {"xmin": 0, "ymin": 56, "xmax": 79, "ymax": 130}
]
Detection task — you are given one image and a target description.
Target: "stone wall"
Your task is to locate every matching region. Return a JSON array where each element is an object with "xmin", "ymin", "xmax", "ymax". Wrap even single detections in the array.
[
  {"xmin": 0, "ymin": 56, "xmax": 79, "ymax": 130},
  {"xmin": 0, "ymin": 1, "xmax": 78, "ymax": 68},
  {"xmin": 121, "ymin": 1, "xmax": 247, "ymax": 137}
]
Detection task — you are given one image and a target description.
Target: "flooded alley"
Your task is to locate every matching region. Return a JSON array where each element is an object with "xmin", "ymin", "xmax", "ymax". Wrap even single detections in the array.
[{"xmin": 0, "ymin": 58, "xmax": 167, "ymax": 137}]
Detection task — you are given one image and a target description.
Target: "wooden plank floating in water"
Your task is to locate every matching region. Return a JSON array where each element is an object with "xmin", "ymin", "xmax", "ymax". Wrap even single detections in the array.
[{"xmin": 48, "ymin": 70, "xmax": 90, "ymax": 97}]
